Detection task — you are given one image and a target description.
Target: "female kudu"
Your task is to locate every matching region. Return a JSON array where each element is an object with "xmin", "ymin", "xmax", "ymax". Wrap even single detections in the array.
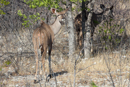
[
  {"xmin": 74, "ymin": 4, "xmax": 113, "ymax": 51},
  {"xmin": 32, "ymin": 8, "xmax": 68, "ymax": 83}
]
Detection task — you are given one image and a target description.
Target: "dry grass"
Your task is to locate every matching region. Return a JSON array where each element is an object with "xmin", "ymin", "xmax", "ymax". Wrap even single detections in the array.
[
  {"xmin": 44, "ymin": 49, "xmax": 130, "ymax": 86},
  {"xmin": 1, "ymin": 40, "xmax": 130, "ymax": 86},
  {"xmin": 1, "ymin": 48, "xmax": 130, "ymax": 86}
]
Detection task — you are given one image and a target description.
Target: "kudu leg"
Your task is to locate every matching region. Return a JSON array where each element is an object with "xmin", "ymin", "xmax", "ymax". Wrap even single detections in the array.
[
  {"xmin": 48, "ymin": 46, "xmax": 52, "ymax": 78},
  {"xmin": 34, "ymin": 50, "xmax": 39, "ymax": 83},
  {"xmin": 41, "ymin": 47, "xmax": 47, "ymax": 79},
  {"xmin": 77, "ymin": 32, "xmax": 80, "ymax": 49},
  {"xmin": 79, "ymin": 31, "xmax": 83, "ymax": 49},
  {"xmin": 34, "ymin": 38, "xmax": 41, "ymax": 83},
  {"xmin": 46, "ymin": 46, "xmax": 53, "ymax": 82},
  {"xmin": 91, "ymin": 28, "xmax": 95, "ymax": 53}
]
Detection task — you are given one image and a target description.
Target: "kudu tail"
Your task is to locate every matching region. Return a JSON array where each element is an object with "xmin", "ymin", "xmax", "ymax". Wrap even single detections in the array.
[
  {"xmin": 38, "ymin": 31, "xmax": 44, "ymax": 56},
  {"xmin": 39, "ymin": 44, "xmax": 43, "ymax": 49}
]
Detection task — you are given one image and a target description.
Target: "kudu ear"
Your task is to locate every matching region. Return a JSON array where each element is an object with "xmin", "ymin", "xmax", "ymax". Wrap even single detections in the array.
[
  {"xmin": 51, "ymin": 8, "xmax": 57, "ymax": 14},
  {"xmin": 110, "ymin": 5, "xmax": 113, "ymax": 10},
  {"xmin": 100, "ymin": 4, "xmax": 106, "ymax": 11}
]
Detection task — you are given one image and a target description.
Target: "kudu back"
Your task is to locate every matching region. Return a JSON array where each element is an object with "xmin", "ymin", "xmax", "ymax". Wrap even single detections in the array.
[
  {"xmin": 74, "ymin": 4, "xmax": 114, "ymax": 50},
  {"xmin": 32, "ymin": 8, "xmax": 68, "ymax": 83}
]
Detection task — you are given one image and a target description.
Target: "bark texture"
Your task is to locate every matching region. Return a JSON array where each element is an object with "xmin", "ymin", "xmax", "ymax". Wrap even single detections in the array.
[
  {"xmin": 84, "ymin": 0, "xmax": 95, "ymax": 58},
  {"xmin": 66, "ymin": 1, "xmax": 75, "ymax": 59}
]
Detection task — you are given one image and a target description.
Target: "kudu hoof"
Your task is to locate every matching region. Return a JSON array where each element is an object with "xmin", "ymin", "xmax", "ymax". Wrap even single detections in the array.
[
  {"xmin": 46, "ymin": 74, "xmax": 53, "ymax": 82},
  {"xmin": 34, "ymin": 79, "xmax": 39, "ymax": 84},
  {"xmin": 49, "ymin": 74, "xmax": 54, "ymax": 78}
]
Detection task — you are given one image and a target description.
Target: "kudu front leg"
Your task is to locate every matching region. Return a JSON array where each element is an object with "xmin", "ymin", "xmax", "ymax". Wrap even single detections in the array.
[
  {"xmin": 77, "ymin": 32, "xmax": 80, "ymax": 49},
  {"xmin": 34, "ymin": 53, "xmax": 40, "ymax": 83},
  {"xmin": 79, "ymin": 31, "xmax": 83, "ymax": 49},
  {"xmin": 46, "ymin": 46, "xmax": 53, "ymax": 81}
]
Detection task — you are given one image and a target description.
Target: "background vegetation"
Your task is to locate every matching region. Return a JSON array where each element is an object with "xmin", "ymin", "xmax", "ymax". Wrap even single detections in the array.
[{"xmin": 0, "ymin": 0, "xmax": 130, "ymax": 87}]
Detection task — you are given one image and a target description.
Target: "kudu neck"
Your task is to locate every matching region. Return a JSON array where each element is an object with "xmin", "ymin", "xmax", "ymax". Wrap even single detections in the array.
[
  {"xmin": 49, "ymin": 17, "xmax": 62, "ymax": 35},
  {"xmin": 95, "ymin": 10, "xmax": 106, "ymax": 22}
]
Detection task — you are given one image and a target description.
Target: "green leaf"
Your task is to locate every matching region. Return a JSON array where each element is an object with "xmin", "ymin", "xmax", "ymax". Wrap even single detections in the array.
[
  {"xmin": 108, "ymin": 36, "xmax": 111, "ymax": 40},
  {"xmin": 79, "ymin": 0, "xmax": 82, "ymax": 3},
  {"xmin": 104, "ymin": 30, "xmax": 107, "ymax": 33},
  {"xmin": 23, "ymin": 14, "xmax": 27, "ymax": 19},
  {"xmin": 37, "ymin": 17, "xmax": 40, "ymax": 20},
  {"xmin": 0, "ymin": 67, "xmax": 2, "ymax": 71},
  {"xmin": 33, "ymin": 14, "xmax": 37, "ymax": 18},
  {"xmin": 17, "ymin": 10, "xmax": 23, "ymax": 16},
  {"xmin": 29, "ymin": 15, "xmax": 36, "ymax": 19},
  {"xmin": 25, "ymin": 24, "xmax": 29, "ymax": 28},
  {"xmin": 34, "ymin": 19, "xmax": 37, "ymax": 22},
  {"xmin": 0, "ymin": 10, "xmax": 5, "ymax": 15},
  {"xmin": 4, "ymin": 1, "xmax": 10, "ymax": 5},
  {"xmin": 99, "ymin": 26, "xmax": 102, "ymax": 29},
  {"xmin": 105, "ymin": 46, "xmax": 108, "ymax": 50},
  {"xmin": 24, "ymin": 0, "xmax": 26, "ymax": 2},
  {"xmin": 5, "ymin": 60, "xmax": 11, "ymax": 66},
  {"xmin": 120, "ymin": 28, "xmax": 124, "ymax": 33},
  {"xmin": 39, "ymin": 2, "xmax": 44, "ymax": 7},
  {"xmin": 87, "ymin": 8, "xmax": 90, "ymax": 11},
  {"xmin": 72, "ymin": 7, "xmax": 75, "ymax": 11},
  {"xmin": 0, "ymin": 0, "xmax": 10, "ymax": 5},
  {"xmin": 61, "ymin": 1, "xmax": 66, "ymax": 5},
  {"xmin": 26, "ymin": 0, "xmax": 32, "ymax": 4},
  {"xmin": 30, "ymin": 4, "xmax": 37, "ymax": 8},
  {"xmin": 36, "ymin": 12, "xmax": 40, "ymax": 16},
  {"xmin": 29, "ymin": 15, "xmax": 32, "ymax": 19},
  {"xmin": 42, "ymin": 18, "xmax": 45, "ymax": 20},
  {"xmin": 22, "ymin": 23, "xmax": 26, "ymax": 26},
  {"xmin": 24, "ymin": 20, "xmax": 29, "ymax": 23},
  {"xmin": 90, "ymin": 81, "xmax": 98, "ymax": 87}
]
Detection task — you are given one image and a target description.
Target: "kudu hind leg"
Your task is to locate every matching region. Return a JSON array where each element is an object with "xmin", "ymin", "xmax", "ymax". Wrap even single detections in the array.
[
  {"xmin": 91, "ymin": 28, "xmax": 94, "ymax": 53},
  {"xmin": 77, "ymin": 32, "xmax": 80, "ymax": 49},
  {"xmin": 48, "ymin": 46, "xmax": 53, "ymax": 78},
  {"xmin": 79, "ymin": 31, "xmax": 83, "ymax": 49},
  {"xmin": 39, "ymin": 45, "xmax": 43, "ymax": 55},
  {"xmin": 41, "ymin": 47, "xmax": 47, "ymax": 80},
  {"xmin": 34, "ymin": 38, "xmax": 41, "ymax": 83}
]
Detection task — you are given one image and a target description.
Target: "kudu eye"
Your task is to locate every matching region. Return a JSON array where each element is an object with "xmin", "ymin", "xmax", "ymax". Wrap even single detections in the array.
[
  {"xmin": 100, "ymin": 4, "xmax": 105, "ymax": 9},
  {"xmin": 57, "ymin": 15, "xmax": 61, "ymax": 17}
]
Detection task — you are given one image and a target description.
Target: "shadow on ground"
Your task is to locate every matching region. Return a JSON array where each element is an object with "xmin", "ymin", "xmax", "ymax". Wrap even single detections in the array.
[{"xmin": 46, "ymin": 71, "xmax": 68, "ymax": 81}]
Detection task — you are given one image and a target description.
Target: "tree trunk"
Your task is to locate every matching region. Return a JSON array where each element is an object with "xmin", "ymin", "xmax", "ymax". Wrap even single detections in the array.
[
  {"xmin": 66, "ymin": 0, "xmax": 75, "ymax": 59},
  {"xmin": 84, "ymin": 0, "xmax": 95, "ymax": 58},
  {"xmin": 81, "ymin": 0, "xmax": 86, "ymax": 55}
]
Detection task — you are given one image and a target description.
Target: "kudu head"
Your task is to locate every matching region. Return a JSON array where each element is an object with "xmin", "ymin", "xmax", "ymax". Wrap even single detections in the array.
[
  {"xmin": 51, "ymin": 8, "xmax": 68, "ymax": 24},
  {"xmin": 49, "ymin": 8, "xmax": 68, "ymax": 35},
  {"xmin": 92, "ymin": 4, "xmax": 114, "ymax": 27},
  {"xmin": 99, "ymin": 4, "xmax": 114, "ymax": 20}
]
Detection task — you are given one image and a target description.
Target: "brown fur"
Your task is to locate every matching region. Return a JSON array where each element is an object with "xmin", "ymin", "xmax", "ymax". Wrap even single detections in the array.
[
  {"xmin": 74, "ymin": 4, "xmax": 114, "ymax": 49},
  {"xmin": 32, "ymin": 8, "xmax": 68, "ymax": 83}
]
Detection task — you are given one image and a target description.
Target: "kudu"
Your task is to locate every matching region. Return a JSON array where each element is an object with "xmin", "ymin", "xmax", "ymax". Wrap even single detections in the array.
[
  {"xmin": 32, "ymin": 8, "xmax": 68, "ymax": 83},
  {"xmin": 74, "ymin": 4, "xmax": 114, "ymax": 50}
]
